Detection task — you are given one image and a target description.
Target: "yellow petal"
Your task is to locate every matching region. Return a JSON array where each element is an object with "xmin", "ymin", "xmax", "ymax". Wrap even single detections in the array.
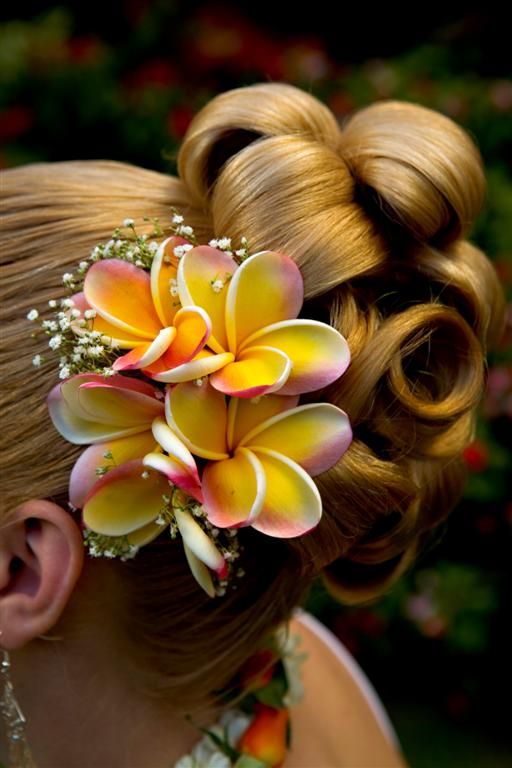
[
  {"xmin": 202, "ymin": 447, "xmax": 266, "ymax": 528},
  {"xmin": 69, "ymin": 431, "xmax": 157, "ymax": 508},
  {"xmin": 226, "ymin": 393, "xmax": 299, "ymax": 452},
  {"xmin": 182, "ymin": 543, "xmax": 216, "ymax": 597},
  {"xmin": 71, "ymin": 292, "xmax": 145, "ymax": 348},
  {"xmin": 126, "ymin": 520, "xmax": 167, "ymax": 546},
  {"xmin": 149, "ymin": 350, "xmax": 235, "ymax": 383},
  {"xmin": 240, "ymin": 319, "xmax": 351, "ymax": 395},
  {"xmin": 165, "ymin": 380, "xmax": 229, "ymax": 459},
  {"xmin": 178, "ymin": 245, "xmax": 237, "ymax": 353},
  {"xmin": 84, "ymin": 259, "xmax": 162, "ymax": 338},
  {"xmin": 209, "ymin": 346, "xmax": 291, "ymax": 398},
  {"xmin": 113, "ymin": 327, "xmax": 176, "ymax": 371},
  {"xmin": 83, "ymin": 460, "xmax": 171, "ymax": 536},
  {"xmin": 174, "ymin": 508, "xmax": 225, "ymax": 572},
  {"xmin": 241, "ymin": 403, "xmax": 353, "ymax": 475},
  {"xmin": 225, "ymin": 251, "xmax": 303, "ymax": 352},
  {"xmin": 250, "ymin": 448, "xmax": 322, "ymax": 538},
  {"xmin": 150, "ymin": 236, "xmax": 186, "ymax": 326}
]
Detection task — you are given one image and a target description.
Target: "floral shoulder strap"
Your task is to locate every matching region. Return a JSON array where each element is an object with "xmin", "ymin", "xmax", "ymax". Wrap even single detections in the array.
[{"xmin": 176, "ymin": 624, "xmax": 308, "ymax": 768}]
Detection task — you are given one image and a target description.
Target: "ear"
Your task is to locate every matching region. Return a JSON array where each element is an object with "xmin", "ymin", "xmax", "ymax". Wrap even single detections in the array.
[{"xmin": 0, "ymin": 500, "xmax": 84, "ymax": 650}]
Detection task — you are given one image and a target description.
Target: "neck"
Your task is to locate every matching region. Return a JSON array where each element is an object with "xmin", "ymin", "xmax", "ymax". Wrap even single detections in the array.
[{"xmin": 0, "ymin": 562, "xmax": 220, "ymax": 767}]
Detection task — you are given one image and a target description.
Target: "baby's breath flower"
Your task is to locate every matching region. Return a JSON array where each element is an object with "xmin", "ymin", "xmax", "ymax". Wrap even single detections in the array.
[
  {"xmin": 59, "ymin": 366, "xmax": 71, "ymax": 379},
  {"xmin": 123, "ymin": 218, "xmax": 134, "ymax": 227},
  {"xmin": 62, "ymin": 273, "xmax": 74, "ymax": 285},
  {"xmin": 87, "ymin": 345, "xmax": 104, "ymax": 357},
  {"xmin": 32, "ymin": 354, "xmax": 43, "ymax": 367},
  {"xmin": 61, "ymin": 298, "xmax": 75, "ymax": 309},
  {"xmin": 59, "ymin": 317, "xmax": 71, "ymax": 331},
  {"xmin": 70, "ymin": 309, "xmax": 81, "ymax": 319},
  {"xmin": 42, "ymin": 320, "xmax": 58, "ymax": 332},
  {"xmin": 48, "ymin": 334, "xmax": 63, "ymax": 350},
  {"xmin": 78, "ymin": 261, "xmax": 89, "ymax": 272},
  {"xmin": 173, "ymin": 243, "xmax": 193, "ymax": 259},
  {"xmin": 172, "ymin": 213, "xmax": 184, "ymax": 224},
  {"xmin": 217, "ymin": 237, "xmax": 232, "ymax": 250},
  {"xmin": 211, "ymin": 279, "xmax": 224, "ymax": 293},
  {"xmin": 48, "ymin": 299, "xmax": 58, "ymax": 308},
  {"xmin": 26, "ymin": 309, "xmax": 39, "ymax": 321},
  {"xmin": 84, "ymin": 309, "xmax": 97, "ymax": 319}
]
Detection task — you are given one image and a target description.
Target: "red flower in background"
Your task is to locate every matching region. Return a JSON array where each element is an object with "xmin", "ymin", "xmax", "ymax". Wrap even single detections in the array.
[
  {"xmin": 167, "ymin": 104, "xmax": 194, "ymax": 138},
  {"xmin": 463, "ymin": 440, "xmax": 489, "ymax": 472},
  {"xmin": 0, "ymin": 106, "xmax": 33, "ymax": 142},
  {"xmin": 124, "ymin": 59, "xmax": 178, "ymax": 91}
]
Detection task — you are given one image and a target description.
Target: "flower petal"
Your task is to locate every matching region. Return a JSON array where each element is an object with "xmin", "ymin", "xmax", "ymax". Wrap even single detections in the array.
[
  {"xmin": 48, "ymin": 374, "xmax": 163, "ymax": 443},
  {"xmin": 84, "ymin": 259, "xmax": 162, "ymax": 339},
  {"xmin": 83, "ymin": 460, "xmax": 171, "ymax": 536},
  {"xmin": 202, "ymin": 447, "xmax": 266, "ymax": 528},
  {"xmin": 147, "ymin": 350, "xmax": 234, "ymax": 383},
  {"xmin": 178, "ymin": 245, "xmax": 237, "ymax": 353},
  {"xmin": 209, "ymin": 346, "xmax": 291, "ymax": 399},
  {"xmin": 69, "ymin": 431, "xmax": 157, "ymax": 508},
  {"xmin": 126, "ymin": 520, "xmax": 167, "ymax": 546},
  {"xmin": 165, "ymin": 381, "xmax": 229, "ymax": 459},
  {"xmin": 182, "ymin": 543, "xmax": 216, "ymax": 598},
  {"xmin": 112, "ymin": 327, "xmax": 176, "ymax": 371},
  {"xmin": 77, "ymin": 381, "xmax": 164, "ymax": 426},
  {"xmin": 70, "ymin": 293, "xmax": 144, "ymax": 348},
  {"xmin": 143, "ymin": 452, "xmax": 203, "ymax": 503},
  {"xmin": 174, "ymin": 508, "xmax": 226, "ymax": 572},
  {"xmin": 241, "ymin": 403, "xmax": 352, "ymax": 475},
  {"xmin": 240, "ymin": 320, "xmax": 351, "ymax": 395},
  {"xmin": 150, "ymin": 236, "xmax": 188, "ymax": 326},
  {"xmin": 158, "ymin": 305, "xmax": 211, "ymax": 368},
  {"xmin": 151, "ymin": 416, "xmax": 199, "ymax": 475},
  {"xmin": 250, "ymin": 448, "xmax": 322, "ymax": 538},
  {"xmin": 227, "ymin": 392, "xmax": 299, "ymax": 452},
  {"xmin": 225, "ymin": 251, "xmax": 303, "ymax": 352}
]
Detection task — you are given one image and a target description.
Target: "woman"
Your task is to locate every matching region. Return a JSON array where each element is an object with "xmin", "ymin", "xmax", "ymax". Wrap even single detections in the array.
[{"xmin": 0, "ymin": 82, "xmax": 505, "ymax": 767}]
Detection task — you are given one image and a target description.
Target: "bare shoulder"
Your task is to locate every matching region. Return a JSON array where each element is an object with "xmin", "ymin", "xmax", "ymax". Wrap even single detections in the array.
[{"xmin": 283, "ymin": 613, "xmax": 409, "ymax": 768}]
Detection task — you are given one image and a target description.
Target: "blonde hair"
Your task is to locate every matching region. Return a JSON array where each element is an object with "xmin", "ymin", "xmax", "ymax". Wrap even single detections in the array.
[{"xmin": 0, "ymin": 83, "xmax": 505, "ymax": 714}]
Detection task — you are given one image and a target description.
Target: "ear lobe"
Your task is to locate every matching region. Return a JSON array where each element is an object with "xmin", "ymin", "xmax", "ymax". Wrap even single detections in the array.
[{"xmin": 0, "ymin": 500, "xmax": 84, "ymax": 650}]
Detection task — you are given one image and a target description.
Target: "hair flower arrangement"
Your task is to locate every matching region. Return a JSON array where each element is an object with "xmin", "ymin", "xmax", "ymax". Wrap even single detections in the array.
[{"xmin": 28, "ymin": 212, "xmax": 353, "ymax": 597}]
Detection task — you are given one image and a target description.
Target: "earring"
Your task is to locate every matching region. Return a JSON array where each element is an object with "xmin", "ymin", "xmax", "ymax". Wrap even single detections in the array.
[{"xmin": 0, "ymin": 649, "xmax": 37, "ymax": 768}]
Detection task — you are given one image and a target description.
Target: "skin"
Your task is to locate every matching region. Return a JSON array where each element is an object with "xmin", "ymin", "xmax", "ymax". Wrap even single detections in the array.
[{"xmin": 0, "ymin": 501, "xmax": 408, "ymax": 767}]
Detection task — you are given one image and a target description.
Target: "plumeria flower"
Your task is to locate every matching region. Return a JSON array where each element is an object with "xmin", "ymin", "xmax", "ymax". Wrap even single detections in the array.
[
  {"xmin": 71, "ymin": 236, "xmax": 224, "ymax": 378},
  {"xmin": 147, "ymin": 243, "xmax": 350, "ymax": 398},
  {"xmin": 47, "ymin": 373, "xmax": 227, "ymax": 595},
  {"xmin": 163, "ymin": 379, "xmax": 352, "ymax": 537}
]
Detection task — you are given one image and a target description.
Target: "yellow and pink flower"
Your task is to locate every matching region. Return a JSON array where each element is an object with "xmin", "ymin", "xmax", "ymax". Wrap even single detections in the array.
[{"xmin": 75, "ymin": 238, "xmax": 350, "ymax": 398}]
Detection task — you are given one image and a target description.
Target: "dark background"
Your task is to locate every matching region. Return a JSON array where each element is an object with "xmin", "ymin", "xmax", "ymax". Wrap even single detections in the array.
[{"xmin": 1, "ymin": 4, "xmax": 511, "ymax": 766}]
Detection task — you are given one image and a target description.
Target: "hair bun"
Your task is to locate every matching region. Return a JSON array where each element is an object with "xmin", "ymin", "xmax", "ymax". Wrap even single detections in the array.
[
  {"xmin": 339, "ymin": 101, "xmax": 486, "ymax": 245},
  {"xmin": 178, "ymin": 82, "xmax": 341, "ymax": 204}
]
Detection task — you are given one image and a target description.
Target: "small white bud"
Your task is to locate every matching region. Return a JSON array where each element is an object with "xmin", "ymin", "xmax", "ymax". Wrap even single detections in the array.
[
  {"xmin": 26, "ymin": 309, "xmax": 39, "ymax": 321},
  {"xmin": 48, "ymin": 299, "xmax": 58, "ymax": 308},
  {"xmin": 32, "ymin": 354, "xmax": 43, "ymax": 367},
  {"xmin": 123, "ymin": 218, "xmax": 134, "ymax": 227}
]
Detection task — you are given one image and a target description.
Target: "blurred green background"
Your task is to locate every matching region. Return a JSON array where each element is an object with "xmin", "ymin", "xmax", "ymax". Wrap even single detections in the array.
[{"xmin": 1, "ymin": 4, "xmax": 511, "ymax": 766}]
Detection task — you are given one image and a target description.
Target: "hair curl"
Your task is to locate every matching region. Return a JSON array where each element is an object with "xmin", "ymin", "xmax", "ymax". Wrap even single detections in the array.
[{"xmin": 0, "ymin": 83, "xmax": 505, "ymax": 715}]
